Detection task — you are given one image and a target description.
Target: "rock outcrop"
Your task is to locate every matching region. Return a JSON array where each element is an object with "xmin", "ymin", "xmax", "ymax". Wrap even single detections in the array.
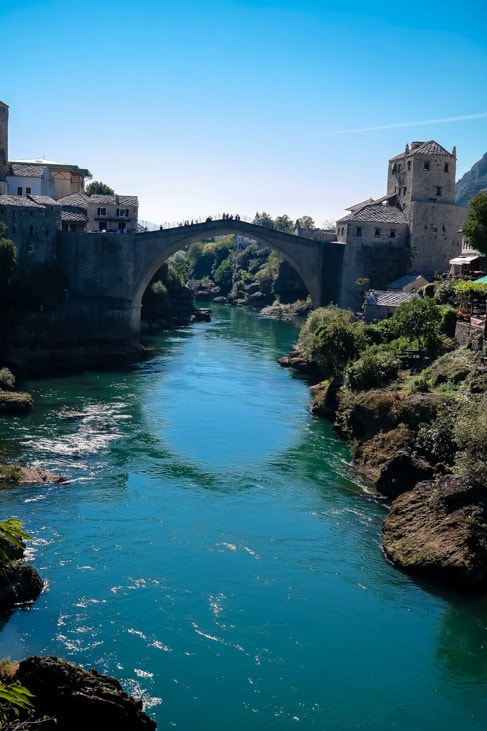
[
  {"xmin": 382, "ymin": 475, "xmax": 487, "ymax": 591},
  {"xmin": 0, "ymin": 533, "xmax": 43, "ymax": 611},
  {"xmin": 10, "ymin": 656, "xmax": 156, "ymax": 730}
]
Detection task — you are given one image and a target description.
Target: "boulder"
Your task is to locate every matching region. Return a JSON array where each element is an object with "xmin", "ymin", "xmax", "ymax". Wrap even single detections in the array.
[
  {"xmin": 0, "ymin": 559, "xmax": 43, "ymax": 609},
  {"xmin": 13, "ymin": 656, "xmax": 157, "ymax": 731},
  {"xmin": 382, "ymin": 475, "xmax": 487, "ymax": 591}
]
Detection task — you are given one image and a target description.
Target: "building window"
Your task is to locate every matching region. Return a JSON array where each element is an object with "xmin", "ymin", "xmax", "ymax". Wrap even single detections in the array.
[
  {"xmin": 17, "ymin": 187, "xmax": 22, "ymax": 195},
  {"xmin": 355, "ymin": 227, "xmax": 362, "ymax": 237},
  {"xmin": 12, "ymin": 226, "xmax": 16, "ymax": 234},
  {"xmin": 117, "ymin": 208, "xmax": 129, "ymax": 217},
  {"xmin": 374, "ymin": 228, "xmax": 381, "ymax": 238},
  {"xmin": 29, "ymin": 225, "xmax": 34, "ymax": 234},
  {"xmin": 98, "ymin": 221, "xmax": 107, "ymax": 231},
  {"xmin": 403, "ymin": 187, "xmax": 406, "ymax": 196},
  {"xmin": 407, "ymin": 161, "xmax": 411, "ymax": 171},
  {"xmin": 424, "ymin": 162, "xmax": 430, "ymax": 171},
  {"xmin": 444, "ymin": 163, "xmax": 449, "ymax": 173},
  {"xmin": 436, "ymin": 186, "xmax": 442, "ymax": 196},
  {"xmin": 97, "ymin": 207, "xmax": 106, "ymax": 216},
  {"xmin": 26, "ymin": 187, "xmax": 31, "ymax": 194},
  {"xmin": 398, "ymin": 164, "xmax": 401, "ymax": 172},
  {"xmin": 389, "ymin": 230, "xmax": 396, "ymax": 238}
]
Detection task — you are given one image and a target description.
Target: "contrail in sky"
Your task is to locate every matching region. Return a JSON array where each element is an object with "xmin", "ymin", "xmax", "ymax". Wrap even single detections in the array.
[{"xmin": 328, "ymin": 112, "xmax": 487, "ymax": 135}]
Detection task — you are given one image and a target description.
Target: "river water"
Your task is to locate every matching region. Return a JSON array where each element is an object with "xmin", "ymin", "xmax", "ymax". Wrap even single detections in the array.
[{"xmin": 0, "ymin": 304, "xmax": 486, "ymax": 730}]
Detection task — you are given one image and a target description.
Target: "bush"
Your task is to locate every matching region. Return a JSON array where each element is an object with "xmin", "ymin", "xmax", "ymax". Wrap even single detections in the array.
[
  {"xmin": 298, "ymin": 306, "xmax": 366, "ymax": 377},
  {"xmin": 344, "ymin": 349, "xmax": 400, "ymax": 391},
  {"xmin": 416, "ymin": 400, "xmax": 459, "ymax": 465},
  {"xmin": 0, "ymin": 367, "xmax": 15, "ymax": 391},
  {"xmin": 454, "ymin": 393, "xmax": 487, "ymax": 487}
]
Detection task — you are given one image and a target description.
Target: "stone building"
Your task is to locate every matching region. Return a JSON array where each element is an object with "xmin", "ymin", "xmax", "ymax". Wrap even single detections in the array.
[
  {"xmin": 335, "ymin": 140, "xmax": 468, "ymax": 310},
  {"xmin": 57, "ymin": 192, "xmax": 139, "ymax": 233},
  {"xmin": 7, "ymin": 159, "xmax": 92, "ymax": 200},
  {"xmin": 0, "ymin": 195, "xmax": 61, "ymax": 264}
]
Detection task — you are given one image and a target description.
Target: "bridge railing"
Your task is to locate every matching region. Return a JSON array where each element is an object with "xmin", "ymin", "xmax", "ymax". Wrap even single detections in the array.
[{"xmin": 139, "ymin": 213, "xmax": 254, "ymax": 231}]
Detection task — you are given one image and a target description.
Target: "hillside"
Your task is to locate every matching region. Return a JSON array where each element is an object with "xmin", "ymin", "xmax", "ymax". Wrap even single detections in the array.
[{"xmin": 456, "ymin": 151, "xmax": 487, "ymax": 205}]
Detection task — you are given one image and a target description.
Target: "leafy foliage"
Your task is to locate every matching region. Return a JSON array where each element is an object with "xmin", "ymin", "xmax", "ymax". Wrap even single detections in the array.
[
  {"xmin": 344, "ymin": 349, "xmax": 400, "ymax": 391},
  {"xmin": 0, "ymin": 368, "xmax": 15, "ymax": 391},
  {"xmin": 462, "ymin": 191, "xmax": 487, "ymax": 256},
  {"xmin": 0, "ymin": 519, "xmax": 32, "ymax": 560},
  {"xmin": 298, "ymin": 306, "xmax": 366, "ymax": 377},
  {"xmin": 416, "ymin": 400, "xmax": 459, "ymax": 465},
  {"xmin": 388, "ymin": 297, "xmax": 443, "ymax": 353},
  {"xmin": 85, "ymin": 180, "xmax": 114, "ymax": 196},
  {"xmin": 0, "ymin": 681, "xmax": 35, "ymax": 725},
  {"xmin": 454, "ymin": 393, "xmax": 487, "ymax": 487}
]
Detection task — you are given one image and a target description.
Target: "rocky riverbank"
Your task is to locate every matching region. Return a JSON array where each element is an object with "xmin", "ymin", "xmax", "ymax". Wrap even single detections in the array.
[
  {"xmin": 279, "ymin": 344, "xmax": 487, "ymax": 594},
  {"xmin": 1, "ymin": 656, "xmax": 156, "ymax": 730}
]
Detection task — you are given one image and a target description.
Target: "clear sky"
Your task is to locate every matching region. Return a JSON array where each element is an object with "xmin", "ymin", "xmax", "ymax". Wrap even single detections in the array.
[{"xmin": 2, "ymin": 0, "xmax": 487, "ymax": 228}]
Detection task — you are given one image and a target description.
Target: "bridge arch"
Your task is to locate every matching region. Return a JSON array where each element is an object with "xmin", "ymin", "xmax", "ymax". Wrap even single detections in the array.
[{"xmin": 132, "ymin": 219, "xmax": 325, "ymax": 317}]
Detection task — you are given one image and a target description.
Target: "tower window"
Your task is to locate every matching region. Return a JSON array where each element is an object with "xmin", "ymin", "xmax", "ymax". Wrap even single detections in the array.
[
  {"xmin": 423, "ymin": 162, "xmax": 430, "ymax": 171},
  {"xmin": 436, "ymin": 186, "xmax": 442, "ymax": 196},
  {"xmin": 407, "ymin": 161, "xmax": 411, "ymax": 171},
  {"xmin": 444, "ymin": 163, "xmax": 449, "ymax": 173},
  {"xmin": 403, "ymin": 187, "xmax": 406, "ymax": 196},
  {"xmin": 355, "ymin": 227, "xmax": 362, "ymax": 237}
]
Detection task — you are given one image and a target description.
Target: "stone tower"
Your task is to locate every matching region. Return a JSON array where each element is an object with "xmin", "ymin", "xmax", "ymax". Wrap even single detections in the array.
[
  {"xmin": 386, "ymin": 140, "xmax": 466, "ymax": 276},
  {"xmin": 0, "ymin": 100, "xmax": 8, "ymax": 184}
]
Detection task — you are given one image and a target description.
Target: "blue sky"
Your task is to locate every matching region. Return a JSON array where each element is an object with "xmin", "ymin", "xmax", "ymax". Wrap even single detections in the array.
[{"xmin": 2, "ymin": 0, "xmax": 487, "ymax": 228}]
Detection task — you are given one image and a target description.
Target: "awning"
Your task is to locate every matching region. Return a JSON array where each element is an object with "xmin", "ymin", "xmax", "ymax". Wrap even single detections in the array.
[{"xmin": 449, "ymin": 255, "xmax": 480, "ymax": 265}]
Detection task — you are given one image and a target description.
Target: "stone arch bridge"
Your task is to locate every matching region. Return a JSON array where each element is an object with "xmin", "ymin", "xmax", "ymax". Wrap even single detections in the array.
[{"xmin": 56, "ymin": 219, "xmax": 343, "ymax": 344}]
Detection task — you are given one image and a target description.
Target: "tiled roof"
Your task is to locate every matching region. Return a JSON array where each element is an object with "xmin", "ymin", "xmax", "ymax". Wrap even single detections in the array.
[
  {"xmin": 337, "ymin": 204, "xmax": 407, "ymax": 224},
  {"xmin": 61, "ymin": 209, "xmax": 87, "ymax": 222},
  {"xmin": 365, "ymin": 290, "xmax": 416, "ymax": 307},
  {"xmin": 89, "ymin": 194, "xmax": 138, "ymax": 206},
  {"xmin": 29, "ymin": 195, "xmax": 59, "ymax": 206},
  {"xmin": 7, "ymin": 163, "xmax": 48, "ymax": 178},
  {"xmin": 0, "ymin": 194, "xmax": 44, "ymax": 208},
  {"xmin": 390, "ymin": 140, "xmax": 453, "ymax": 160},
  {"xmin": 57, "ymin": 193, "xmax": 89, "ymax": 208}
]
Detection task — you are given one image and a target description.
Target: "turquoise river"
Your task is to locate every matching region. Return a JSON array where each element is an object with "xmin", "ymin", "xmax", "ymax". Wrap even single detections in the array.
[{"xmin": 0, "ymin": 303, "xmax": 486, "ymax": 730}]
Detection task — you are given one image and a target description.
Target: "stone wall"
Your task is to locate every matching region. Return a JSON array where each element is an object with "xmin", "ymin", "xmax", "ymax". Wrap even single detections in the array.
[
  {"xmin": 0, "ymin": 197, "xmax": 60, "ymax": 264},
  {"xmin": 408, "ymin": 200, "xmax": 466, "ymax": 277}
]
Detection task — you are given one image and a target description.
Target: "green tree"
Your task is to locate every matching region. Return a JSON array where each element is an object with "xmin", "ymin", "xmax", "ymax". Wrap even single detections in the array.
[
  {"xmin": 298, "ymin": 305, "xmax": 366, "ymax": 377},
  {"xmin": 462, "ymin": 191, "xmax": 487, "ymax": 256},
  {"xmin": 253, "ymin": 211, "xmax": 274, "ymax": 229},
  {"xmin": 274, "ymin": 215, "xmax": 294, "ymax": 233},
  {"xmin": 85, "ymin": 180, "xmax": 115, "ymax": 196},
  {"xmin": 296, "ymin": 215, "xmax": 315, "ymax": 230},
  {"xmin": 454, "ymin": 393, "xmax": 487, "ymax": 487},
  {"xmin": 391, "ymin": 297, "xmax": 442, "ymax": 353}
]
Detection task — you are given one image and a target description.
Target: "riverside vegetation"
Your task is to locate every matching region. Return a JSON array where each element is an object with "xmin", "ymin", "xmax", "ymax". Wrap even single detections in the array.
[{"xmin": 279, "ymin": 281, "xmax": 487, "ymax": 592}]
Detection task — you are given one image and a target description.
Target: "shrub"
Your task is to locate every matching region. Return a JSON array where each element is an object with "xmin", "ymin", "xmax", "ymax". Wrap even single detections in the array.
[
  {"xmin": 298, "ymin": 306, "xmax": 366, "ymax": 377},
  {"xmin": 0, "ymin": 367, "xmax": 15, "ymax": 391},
  {"xmin": 454, "ymin": 393, "xmax": 487, "ymax": 487},
  {"xmin": 344, "ymin": 349, "xmax": 400, "ymax": 391},
  {"xmin": 416, "ymin": 400, "xmax": 459, "ymax": 465}
]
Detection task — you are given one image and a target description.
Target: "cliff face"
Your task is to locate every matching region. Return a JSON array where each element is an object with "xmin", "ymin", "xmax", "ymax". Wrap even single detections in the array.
[{"xmin": 456, "ymin": 151, "xmax": 487, "ymax": 205}]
